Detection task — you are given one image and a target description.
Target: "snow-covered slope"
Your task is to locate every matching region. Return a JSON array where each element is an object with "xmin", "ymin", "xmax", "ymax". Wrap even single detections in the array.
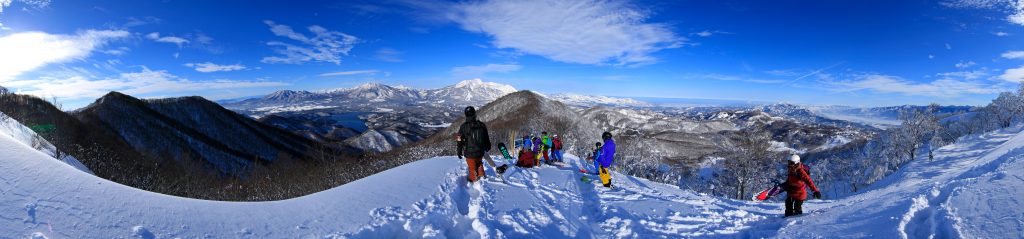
[
  {"xmin": 774, "ymin": 126, "xmax": 1024, "ymax": 238},
  {"xmin": 3, "ymin": 123, "xmax": 1023, "ymax": 238},
  {"xmin": 0, "ymin": 128, "xmax": 782, "ymax": 238},
  {"xmin": 0, "ymin": 112, "xmax": 92, "ymax": 174}
]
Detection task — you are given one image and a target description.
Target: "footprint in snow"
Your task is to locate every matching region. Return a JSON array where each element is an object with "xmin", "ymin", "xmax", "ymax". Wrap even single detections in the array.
[
  {"xmin": 24, "ymin": 202, "xmax": 36, "ymax": 224},
  {"xmin": 132, "ymin": 226, "xmax": 155, "ymax": 239}
]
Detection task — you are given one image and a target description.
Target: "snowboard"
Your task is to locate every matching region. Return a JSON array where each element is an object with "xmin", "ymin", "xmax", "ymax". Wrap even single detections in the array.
[
  {"xmin": 580, "ymin": 175, "xmax": 593, "ymax": 183},
  {"xmin": 754, "ymin": 183, "xmax": 785, "ymax": 201}
]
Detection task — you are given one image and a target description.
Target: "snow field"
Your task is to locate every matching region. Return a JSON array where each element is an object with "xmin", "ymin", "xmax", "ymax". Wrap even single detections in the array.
[{"xmin": 3, "ymin": 116, "xmax": 1024, "ymax": 238}]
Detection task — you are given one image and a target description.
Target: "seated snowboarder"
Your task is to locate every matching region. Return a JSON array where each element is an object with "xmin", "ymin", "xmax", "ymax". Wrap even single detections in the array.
[
  {"xmin": 784, "ymin": 154, "xmax": 821, "ymax": 217},
  {"xmin": 522, "ymin": 134, "xmax": 532, "ymax": 152},
  {"xmin": 516, "ymin": 148, "xmax": 537, "ymax": 168},
  {"xmin": 532, "ymin": 136, "xmax": 542, "ymax": 161},
  {"xmin": 598, "ymin": 132, "xmax": 616, "ymax": 188},
  {"xmin": 587, "ymin": 142, "xmax": 602, "ymax": 175},
  {"xmin": 456, "ymin": 106, "xmax": 492, "ymax": 183}
]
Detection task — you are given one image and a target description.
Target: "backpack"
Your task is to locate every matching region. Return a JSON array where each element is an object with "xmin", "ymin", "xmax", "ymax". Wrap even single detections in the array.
[
  {"xmin": 461, "ymin": 120, "xmax": 490, "ymax": 154},
  {"xmin": 553, "ymin": 139, "xmax": 563, "ymax": 150},
  {"xmin": 790, "ymin": 163, "xmax": 811, "ymax": 178}
]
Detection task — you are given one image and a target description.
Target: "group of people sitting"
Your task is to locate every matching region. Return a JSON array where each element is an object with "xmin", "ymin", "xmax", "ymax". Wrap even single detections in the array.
[{"xmin": 512, "ymin": 131, "xmax": 563, "ymax": 168}]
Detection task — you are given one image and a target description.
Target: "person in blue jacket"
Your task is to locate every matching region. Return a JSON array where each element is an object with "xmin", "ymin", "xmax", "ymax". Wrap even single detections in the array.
[
  {"xmin": 522, "ymin": 134, "xmax": 533, "ymax": 151},
  {"xmin": 598, "ymin": 131, "xmax": 616, "ymax": 188}
]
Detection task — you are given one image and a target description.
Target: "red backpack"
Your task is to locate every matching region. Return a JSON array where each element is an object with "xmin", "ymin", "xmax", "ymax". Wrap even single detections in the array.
[{"xmin": 553, "ymin": 138, "xmax": 563, "ymax": 150}]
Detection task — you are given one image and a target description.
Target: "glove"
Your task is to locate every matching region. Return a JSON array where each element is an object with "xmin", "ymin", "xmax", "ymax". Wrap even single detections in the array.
[
  {"xmin": 813, "ymin": 191, "xmax": 822, "ymax": 199},
  {"xmin": 458, "ymin": 154, "xmax": 463, "ymax": 159}
]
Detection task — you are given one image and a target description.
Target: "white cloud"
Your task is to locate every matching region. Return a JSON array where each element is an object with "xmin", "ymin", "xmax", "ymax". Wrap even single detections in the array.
[
  {"xmin": 0, "ymin": 23, "xmax": 10, "ymax": 31},
  {"xmin": 145, "ymin": 32, "xmax": 189, "ymax": 48},
  {"xmin": 102, "ymin": 46, "xmax": 131, "ymax": 56},
  {"xmin": 123, "ymin": 16, "xmax": 161, "ymax": 28},
  {"xmin": 689, "ymin": 30, "xmax": 733, "ymax": 38},
  {"xmin": 0, "ymin": 29, "xmax": 129, "ymax": 82},
  {"xmin": 0, "ymin": 0, "xmax": 49, "ymax": 14},
  {"xmin": 826, "ymin": 74, "xmax": 1002, "ymax": 97},
  {"xmin": 448, "ymin": 0, "xmax": 683, "ymax": 66},
  {"xmin": 945, "ymin": 43, "xmax": 952, "ymax": 50},
  {"xmin": 928, "ymin": 54, "xmax": 935, "ymax": 59},
  {"xmin": 1002, "ymin": 50, "xmax": 1024, "ymax": 59},
  {"xmin": 451, "ymin": 63, "xmax": 521, "ymax": 76},
  {"xmin": 1000, "ymin": 65, "xmax": 1024, "ymax": 82},
  {"xmin": 374, "ymin": 48, "xmax": 403, "ymax": 62},
  {"xmin": 691, "ymin": 73, "xmax": 786, "ymax": 84},
  {"xmin": 995, "ymin": 31, "xmax": 1010, "ymax": 36},
  {"xmin": 938, "ymin": 69, "xmax": 988, "ymax": 79},
  {"xmin": 184, "ymin": 62, "xmax": 247, "ymax": 73},
  {"xmin": 318, "ymin": 70, "xmax": 382, "ymax": 77},
  {"xmin": 955, "ymin": 60, "xmax": 977, "ymax": 68},
  {"xmin": 262, "ymin": 20, "xmax": 360, "ymax": 65},
  {"xmin": 942, "ymin": 0, "xmax": 1024, "ymax": 26},
  {"xmin": 0, "ymin": 0, "xmax": 10, "ymax": 13},
  {"xmin": 764, "ymin": 69, "xmax": 801, "ymax": 77},
  {"xmin": 4, "ymin": 68, "xmax": 286, "ymax": 100}
]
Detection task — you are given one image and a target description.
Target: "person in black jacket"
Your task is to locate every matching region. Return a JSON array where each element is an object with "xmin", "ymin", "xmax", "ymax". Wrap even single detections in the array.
[{"xmin": 457, "ymin": 106, "xmax": 492, "ymax": 183}]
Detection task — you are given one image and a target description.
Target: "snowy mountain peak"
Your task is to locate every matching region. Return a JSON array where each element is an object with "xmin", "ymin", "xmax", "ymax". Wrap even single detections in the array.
[
  {"xmin": 454, "ymin": 78, "xmax": 484, "ymax": 87},
  {"xmin": 262, "ymin": 90, "xmax": 313, "ymax": 101},
  {"xmin": 354, "ymin": 82, "xmax": 387, "ymax": 90},
  {"xmin": 428, "ymin": 79, "xmax": 517, "ymax": 104},
  {"xmin": 452, "ymin": 78, "xmax": 517, "ymax": 93}
]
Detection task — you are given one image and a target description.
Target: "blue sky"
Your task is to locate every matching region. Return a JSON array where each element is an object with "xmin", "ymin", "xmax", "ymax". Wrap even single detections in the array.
[{"xmin": 1, "ymin": 0, "xmax": 1023, "ymax": 109}]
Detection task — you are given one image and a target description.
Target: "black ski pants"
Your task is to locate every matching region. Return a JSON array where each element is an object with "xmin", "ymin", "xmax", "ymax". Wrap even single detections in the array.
[{"xmin": 785, "ymin": 196, "xmax": 804, "ymax": 216}]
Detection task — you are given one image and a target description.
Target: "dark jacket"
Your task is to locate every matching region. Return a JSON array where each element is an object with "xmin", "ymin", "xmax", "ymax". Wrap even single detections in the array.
[{"xmin": 457, "ymin": 116, "xmax": 491, "ymax": 159}]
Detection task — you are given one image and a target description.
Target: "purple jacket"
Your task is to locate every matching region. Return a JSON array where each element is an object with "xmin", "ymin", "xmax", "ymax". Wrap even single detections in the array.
[{"xmin": 598, "ymin": 139, "xmax": 616, "ymax": 167}]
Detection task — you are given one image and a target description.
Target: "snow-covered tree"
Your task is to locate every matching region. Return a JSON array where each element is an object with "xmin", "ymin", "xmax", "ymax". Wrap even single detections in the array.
[
  {"xmin": 989, "ymin": 92, "xmax": 1021, "ymax": 128},
  {"xmin": 720, "ymin": 125, "xmax": 775, "ymax": 200}
]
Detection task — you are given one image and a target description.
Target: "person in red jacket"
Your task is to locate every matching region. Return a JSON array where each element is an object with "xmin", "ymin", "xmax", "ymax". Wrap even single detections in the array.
[
  {"xmin": 784, "ymin": 154, "xmax": 821, "ymax": 217},
  {"xmin": 516, "ymin": 148, "xmax": 536, "ymax": 168}
]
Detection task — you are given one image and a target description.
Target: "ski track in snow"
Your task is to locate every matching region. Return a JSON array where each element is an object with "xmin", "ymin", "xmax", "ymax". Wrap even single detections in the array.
[{"xmin": 3, "ymin": 122, "xmax": 1024, "ymax": 238}]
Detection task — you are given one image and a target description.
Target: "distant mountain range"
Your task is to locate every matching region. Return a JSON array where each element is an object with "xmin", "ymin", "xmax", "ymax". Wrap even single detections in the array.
[
  {"xmin": 224, "ymin": 79, "xmax": 518, "ymax": 115},
  {"xmin": 222, "ymin": 79, "xmax": 656, "ymax": 116}
]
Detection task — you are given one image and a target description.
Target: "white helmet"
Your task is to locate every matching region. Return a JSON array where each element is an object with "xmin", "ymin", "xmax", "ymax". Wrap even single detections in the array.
[{"xmin": 789, "ymin": 154, "xmax": 801, "ymax": 164}]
